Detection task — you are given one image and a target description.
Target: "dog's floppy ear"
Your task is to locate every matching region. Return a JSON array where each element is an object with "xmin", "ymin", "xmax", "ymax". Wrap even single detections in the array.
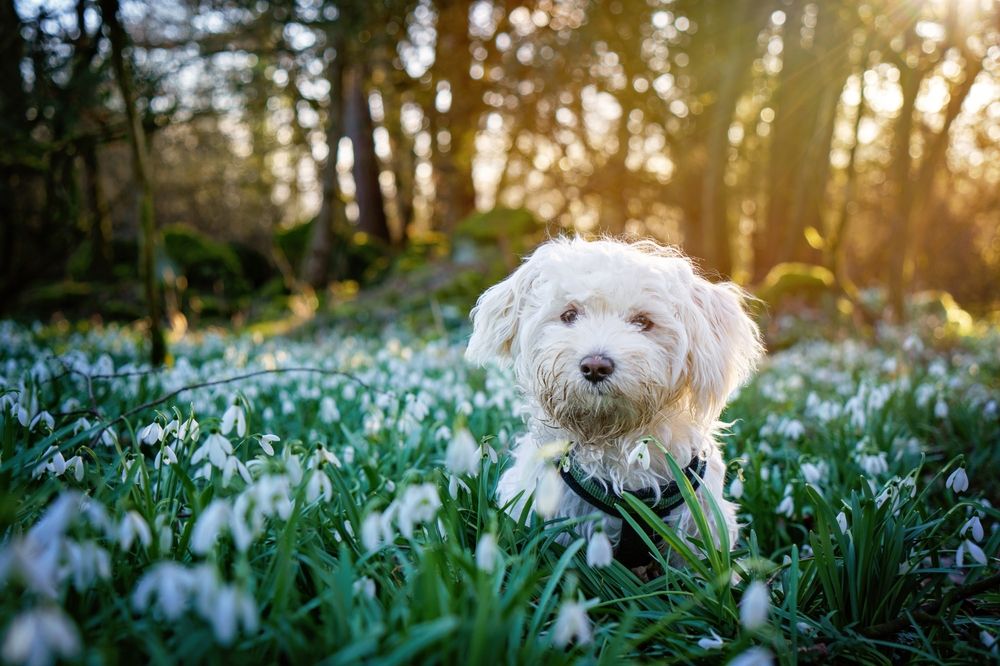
[
  {"xmin": 466, "ymin": 257, "xmax": 537, "ymax": 366},
  {"xmin": 682, "ymin": 276, "xmax": 764, "ymax": 422}
]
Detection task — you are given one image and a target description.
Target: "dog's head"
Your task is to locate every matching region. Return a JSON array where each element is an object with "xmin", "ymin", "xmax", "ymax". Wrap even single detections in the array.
[{"xmin": 466, "ymin": 238, "xmax": 763, "ymax": 440}]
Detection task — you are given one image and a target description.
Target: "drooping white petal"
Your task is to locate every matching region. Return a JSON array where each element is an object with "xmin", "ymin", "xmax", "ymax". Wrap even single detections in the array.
[
  {"xmin": 475, "ymin": 533, "xmax": 499, "ymax": 572},
  {"xmin": 586, "ymin": 531, "xmax": 614, "ymax": 568},
  {"xmin": 740, "ymin": 580, "xmax": 771, "ymax": 630}
]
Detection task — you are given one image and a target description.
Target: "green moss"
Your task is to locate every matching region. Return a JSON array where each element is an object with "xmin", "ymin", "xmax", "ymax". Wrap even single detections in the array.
[
  {"xmin": 756, "ymin": 262, "xmax": 836, "ymax": 306},
  {"xmin": 162, "ymin": 224, "xmax": 247, "ymax": 294}
]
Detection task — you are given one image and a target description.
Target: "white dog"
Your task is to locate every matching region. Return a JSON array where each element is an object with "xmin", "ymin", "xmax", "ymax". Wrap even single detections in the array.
[{"xmin": 466, "ymin": 237, "xmax": 763, "ymax": 566}]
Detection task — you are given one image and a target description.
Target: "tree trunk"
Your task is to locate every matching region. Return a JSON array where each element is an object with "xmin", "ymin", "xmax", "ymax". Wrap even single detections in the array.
[
  {"xmin": 0, "ymin": 0, "xmax": 28, "ymax": 302},
  {"xmin": 886, "ymin": 63, "xmax": 924, "ymax": 323},
  {"xmin": 827, "ymin": 72, "xmax": 866, "ymax": 286},
  {"xmin": 905, "ymin": 56, "xmax": 983, "ymax": 289},
  {"xmin": 80, "ymin": 140, "xmax": 113, "ymax": 277},
  {"xmin": 757, "ymin": 3, "xmax": 846, "ymax": 279},
  {"xmin": 374, "ymin": 51, "xmax": 415, "ymax": 246},
  {"xmin": 430, "ymin": 1, "xmax": 478, "ymax": 232},
  {"xmin": 301, "ymin": 27, "xmax": 347, "ymax": 287},
  {"xmin": 101, "ymin": 0, "xmax": 166, "ymax": 364},
  {"xmin": 344, "ymin": 62, "xmax": 391, "ymax": 245},
  {"xmin": 700, "ymin": 0, "xmax": 767, "ymax": 278}
]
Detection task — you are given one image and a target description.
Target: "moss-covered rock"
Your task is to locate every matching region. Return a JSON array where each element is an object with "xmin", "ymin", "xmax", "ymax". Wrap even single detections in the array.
[
  {"xmin": 453, "ymin": 207, "xmax": 544, "ymax": 268},
  {"xmin": 755, "ymin": 262, "xmax": 836, "ymax": 308},
  {"xmin": 162, "ymin": 224, "xmax": 247, "ymax": 294}
]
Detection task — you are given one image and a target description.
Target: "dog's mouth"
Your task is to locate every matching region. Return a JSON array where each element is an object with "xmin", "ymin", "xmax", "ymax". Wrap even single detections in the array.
[{"xmin": 537, "ymin": 378, "xmax": 665, "ymax": 442}]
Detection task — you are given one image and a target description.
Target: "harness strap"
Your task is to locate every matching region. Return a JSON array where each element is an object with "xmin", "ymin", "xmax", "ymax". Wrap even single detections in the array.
[{"xmin": 557, "ymin": 453, "xmax": 707, "ymax": 567}]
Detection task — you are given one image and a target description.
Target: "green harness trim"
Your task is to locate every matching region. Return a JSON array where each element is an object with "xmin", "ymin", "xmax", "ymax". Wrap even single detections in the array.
[{"xmin": 556, "ymin": 452, "xmax": 707, "ymax": 567}]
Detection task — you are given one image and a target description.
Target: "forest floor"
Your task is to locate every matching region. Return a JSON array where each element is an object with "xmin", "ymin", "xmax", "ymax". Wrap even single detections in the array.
[{"xmin": 0, "ymin": 314, "xmax": 998, "ymax": 663}]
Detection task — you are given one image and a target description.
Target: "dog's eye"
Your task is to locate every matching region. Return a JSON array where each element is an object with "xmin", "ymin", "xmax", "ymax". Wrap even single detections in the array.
[
  {"xmin": 630, "ymin": 314, "xmax": 653, "ymax": 332},
  {"xmin": 560, "ymin": 308, "xmax": 578, "ymax": 325}
]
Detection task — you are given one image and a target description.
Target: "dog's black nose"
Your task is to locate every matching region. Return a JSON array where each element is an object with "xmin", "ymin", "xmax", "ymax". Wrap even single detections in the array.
[{"xmin": 580, "ymin": 355, "xmax": 615, "ymax": 383}]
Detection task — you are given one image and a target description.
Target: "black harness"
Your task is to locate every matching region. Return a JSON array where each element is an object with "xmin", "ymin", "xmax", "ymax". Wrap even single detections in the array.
[{"xmin": 557, "ymin": 453, "xmax": 707, "ymax": 567}]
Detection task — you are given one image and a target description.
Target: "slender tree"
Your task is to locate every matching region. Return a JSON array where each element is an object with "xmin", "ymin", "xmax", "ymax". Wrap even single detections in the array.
[
  {"xmin": 345, "ymin": 60, "xmax": 391, "ymax": 244},
  {"xmin": 301, "ymin": 24, "xmax": 348, "ymax": 287},
  {"xmin": 101, "ymin": 0, "xmax": 166, "ymax": 364}
]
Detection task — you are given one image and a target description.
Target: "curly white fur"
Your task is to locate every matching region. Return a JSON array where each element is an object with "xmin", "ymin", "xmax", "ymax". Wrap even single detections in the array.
[{"xmin": 466, "ymin": 237, "xmax": 764, "ymax": 557}]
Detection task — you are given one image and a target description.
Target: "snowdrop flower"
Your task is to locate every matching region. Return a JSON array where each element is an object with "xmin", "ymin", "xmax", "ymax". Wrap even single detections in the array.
[
  {"xmin": 626, "ymin": 439, "xmax": 651, "ymax": 470},
  {"xmin": 729, "ymin": 476, "xmax": 744, "ymax": 499},
  {"xmin": 447, "ymin": 474, "xmax": 470, "ymax": 499},
  {"xmin": 858, "ymin": 452, "xmax": 888, "ymax": 477},
  {"xmin": 32, "ymin": 446, "xmax": 65, "ymax": 479},
  {"xmin": 477, "ymin": 443, "xmax": 498, "ymax": 465},
  {"xmin": 191, "ymin": 501, "xmax": 231, "ymax": 555},
  {"xmin": 99, "ymin": 429, "xmax": 117, "ymax": 447},
  {"xmin": 184, "ymin": 418, "xmax": 201, "ymax": 442},
  {"xmin": 586, "ymin": 531, "xmax": 613, "ymax": 568},
  {"xmin": 64, "ymin": 540, "xmax": 111, "ymax": 592},
  {"xmin": 836, "ymin": 511, "xmax": 848, "ymax": 534},
  {"xmin": 71, "ymin": 417, "xmax": 91, "ymax": 434},
  {"xmin": 306, "ymin": 469, "xmax": 333, "ymax": 503},
  {"xmin": 800, "ymin": 462, "xmax": 824, "ymax": 485},
  {"xmin": 154, "ymin": 445, "xmax": 178, "ymax": 469},
  {"xmin": 353, "ymin": 577, "xmax": 376, "ymax": 599},
  {"xmin": 552, "ymin": 598, "xmax": 595, "ymax": 647},
  {"xmin": 67, "ymin": 456, "xmax": 84, "ymax": 483},
  {"xmin": 221, "ymin": 456, "xmax": 252, "ymax": 488},
  {"xmin": 221, "ymin": 404, "xmax": 247, "ymax": 438},
  {"xmin": 314, "ymin": 446, "xmax": 342, "ymax": 469},
  {"xmin": 982, "ymin": 630, "xmax": 996, "ymax": 652},
  {"xmin": 475, "ymin": 533, "xmax": 500, "ymax": 572},
  {"xmin": 192, "ymin": 433, "xmax": 233, "ymax": 469},
  {"xmin": 446, "ymin": 429, "xmax": 480, "ymax": 476},
  {"xmin": 962, "ymin": 516, "xmax": 984, "ymax": 542},
  {"xmin": 253, "ymin": 475, "xmax": 294, "ymax": 521},
  {"xmin": 1, "ymin": 606, "xmax": 81, "ymax": 666},
  {"xmin": 776, "ymin": 493, "xmax": 794, "ymax": 518},
  {"xmin": 139, "ymin": 422, "xmax": 164, "ymax": 445},
  {"xmin": 118, "ymin": 511, "xmax": 152, "ymax": 551},
  {"xmin": 781, "ymin": 419, "xmax": 805, "ymax": 440},
  {"xmin": 729, "ymin": 647, "xmax": 774, "ymax": 666},
  {"xmin": 902, "ymin": 334, "xmax": 923, "ymax": 354},
  {"xmin": 361, "ymin": 511, "xmax": 388, "ymax": 552},
  {"xmin": 740, "ymin": 580, "xmax": 770, "ymax": 630},
  {"xmin": 258, "ymin": 434, "xmax": 279, "ymax": 456},
  {"xmin": 319, "ymin": 396, "xmax": 340, "ymax": 423},
  {"xmin": 228, "ymin": 495, "xmax": 259, "ymax": 552},
  {"xmin": 534, "ymin": 467, "xmax": 564, "ymax": 519},
  {"xmin": 956, "ymin": 540, "xmax": 987, "ymax": 567},
  {"xmin": 946, "ymin": 467, "xmax": 969, "ymax": 493},
  {"xmin": 394, "ymin": 483, "xmax": 442, "ymax": 539},
  {"xmin": 133, "ymin": 562, "xmax": 195, "ymax": 620},
  {"xmin": 696, "ymin": 629, "xmax": 724, "ymax": 649},
  {"xmin": 192, "ymin": 570, "xmax": 258, "ymax": 646},
  {"xmin": 28, "ymin": 410, "xmax": 54, "ymax": 432},
  {"xmin": 154, "ymin": 515, "xmax": 173, "ymax": 552},
  {"xmin": 934, "ymin": 398, "xmax": 949, "ymax": 419}
]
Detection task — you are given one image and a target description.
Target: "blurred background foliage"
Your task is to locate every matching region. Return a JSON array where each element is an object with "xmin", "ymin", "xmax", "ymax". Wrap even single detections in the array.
[{"xmin": 1, "ymin": 0, "xmax": 998, "ymax": 344}]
